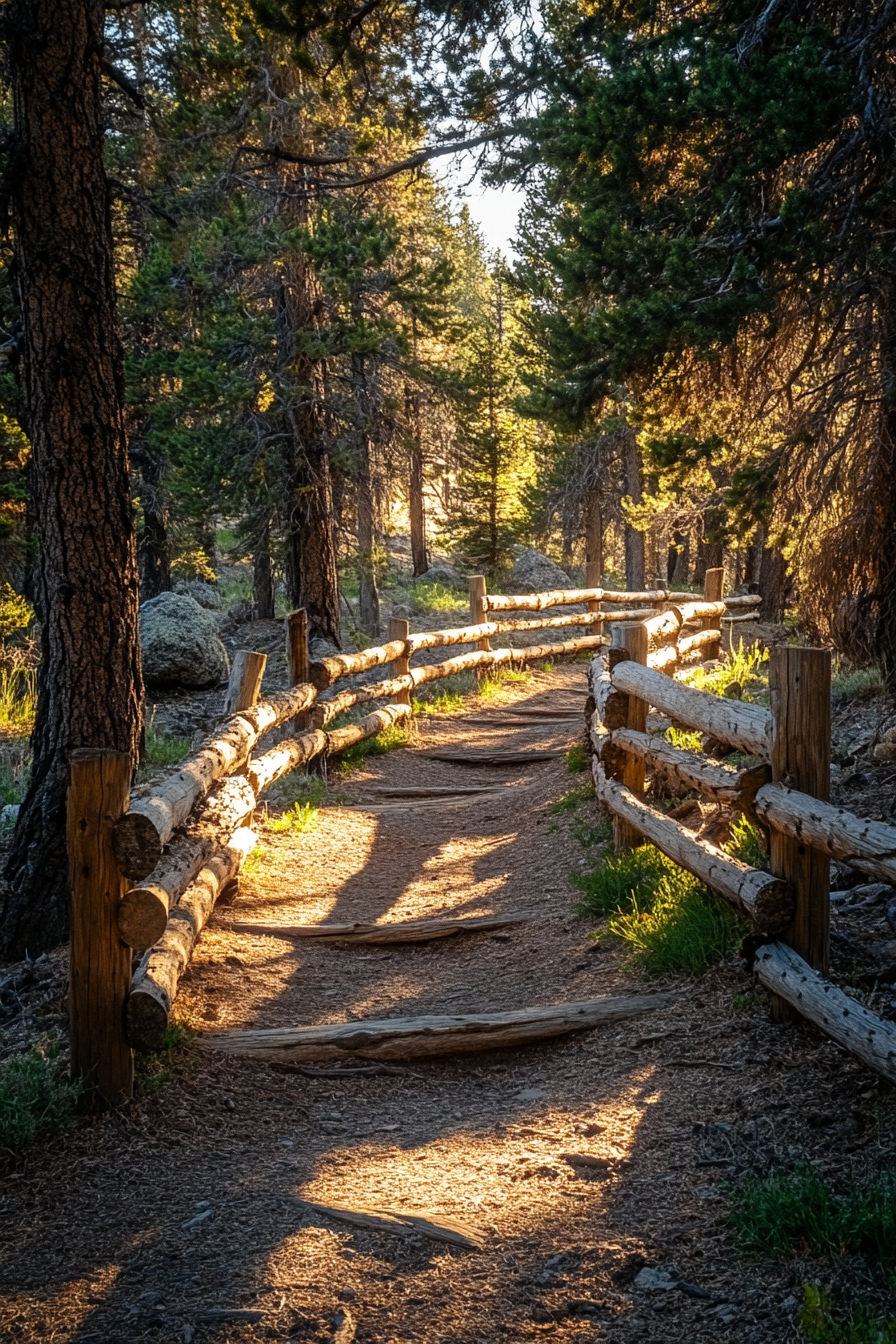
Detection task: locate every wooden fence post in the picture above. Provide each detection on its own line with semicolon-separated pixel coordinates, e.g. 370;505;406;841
769;646;831;983
389;616;411;706
609;622;649;850
469;575;490;652
223;649;267;715
287;609;310;731
585;558;602;638
68;749;133;1109
702;566;724;660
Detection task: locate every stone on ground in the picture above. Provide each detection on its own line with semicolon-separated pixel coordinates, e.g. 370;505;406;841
140;591;230;687
173;578;221;609
508;547;572;594
419;561;462;586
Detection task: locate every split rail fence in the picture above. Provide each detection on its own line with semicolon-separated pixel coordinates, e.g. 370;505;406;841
73;566;896;1109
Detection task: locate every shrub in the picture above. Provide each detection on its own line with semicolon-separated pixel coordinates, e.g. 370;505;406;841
665;725;702;751
680;639;769;703
0;1045;81;1153
801;1283;896;1344
832;663;885;706
0;666;37;733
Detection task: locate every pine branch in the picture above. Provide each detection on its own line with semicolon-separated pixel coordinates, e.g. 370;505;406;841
237;129;513;188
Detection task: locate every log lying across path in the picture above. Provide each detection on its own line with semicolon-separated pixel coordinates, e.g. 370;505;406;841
424;749;565;766
754;782;896;886
198;993;677;1062
300;1202;486;1251
603;728;771;808
113;683;317;879
754;941;896;1086
127;826;257;1051
610;660;773;757
228;911;532;944
593;763;793;933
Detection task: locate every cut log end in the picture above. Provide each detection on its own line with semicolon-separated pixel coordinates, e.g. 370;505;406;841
112;810;163;881
750;878;797;936
126;983;170;1054
118;883;170;952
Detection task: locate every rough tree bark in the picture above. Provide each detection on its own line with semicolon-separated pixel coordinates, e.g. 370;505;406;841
252;517;275;620
584;485;603;581
758;536;788;622
2;0;143;957
621;430;646;590
132;444;170;600
406;389;428;576
351;347;380;637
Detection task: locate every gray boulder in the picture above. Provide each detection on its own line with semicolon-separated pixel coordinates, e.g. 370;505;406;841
173;578;221;610
508;547;572;595
419;561;462;587
140;592;230;688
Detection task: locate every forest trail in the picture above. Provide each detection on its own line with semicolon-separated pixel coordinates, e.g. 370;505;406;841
0;663;886;1344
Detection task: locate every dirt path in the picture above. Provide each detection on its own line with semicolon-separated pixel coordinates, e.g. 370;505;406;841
1;662;893;1344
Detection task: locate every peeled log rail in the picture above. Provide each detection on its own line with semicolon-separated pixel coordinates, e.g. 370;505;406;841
247;730;329;793
127;826;257;1051
118;835;214;951
723;595;761;608
485;588;671;613
611;660;773;757
510;634;606;663
113;682;317;879
671;600;727;624
677;629;722;659
643;609;683;644
606;728;771;806
326;702;412;757
755;782;896;886
310;639;408;691
196;993;677;1062
754;941;896;1085
228;911;532;944
188;774;256;838
593;763;793;932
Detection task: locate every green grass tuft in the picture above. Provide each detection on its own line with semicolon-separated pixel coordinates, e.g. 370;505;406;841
145;721;192;767
607;866;742;976
565;743;589;773
665;725;702;752
572;844;672;918
728;814;768;868
832;663;885;705
269;801;318;835
571;815;613;848
478;666;531;700
800;1283;896;1344
680;639;769;703
337;722;412;773
0;666;37;733
407;580;468;613
270;770;327;809
550;783;596;815
0;1044;81;1153
732;1165;896;1265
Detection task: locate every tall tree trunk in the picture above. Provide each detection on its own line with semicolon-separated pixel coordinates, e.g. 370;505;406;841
758;533;788;622
406;390;428;576
351;350;380;637
622;431;645;589
584;486;603;581
668;529;689;585
876;341;896;686
253;520;275;620
133;446;170;600
2;0;143;957
277;262;340;647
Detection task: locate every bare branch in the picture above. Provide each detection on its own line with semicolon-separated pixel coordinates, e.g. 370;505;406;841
101;57;145;107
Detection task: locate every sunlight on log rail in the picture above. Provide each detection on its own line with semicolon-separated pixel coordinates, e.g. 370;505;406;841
196;994;678;1062
592;762;794;932
113;681;317;879
755;783;896;887
610;660;773;756
601;727;771;808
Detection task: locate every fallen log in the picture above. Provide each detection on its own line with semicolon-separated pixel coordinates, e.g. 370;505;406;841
247;730;329;793
118;835;214;951
423;749;564;765
310;639;408;691
611;660;772;757
228;911;532;943
592;762;793;932
606;728;771;807
326;702;412;757
113;682;316;879
300;1201;486;1251
197;993;677;1062
753;941;896;1085
126;826;257;1051
754;782;896;886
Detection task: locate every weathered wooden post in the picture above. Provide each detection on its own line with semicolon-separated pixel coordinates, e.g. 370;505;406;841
68;748;133;1108
469;575;490;652
223;650;267;715
585;558;602;639
769;646;831;985
702;566;724;661
286;609;310;731
608;622;649;850
389;616;411;707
